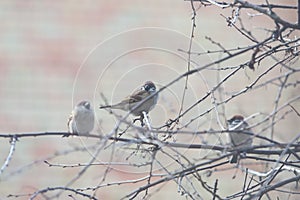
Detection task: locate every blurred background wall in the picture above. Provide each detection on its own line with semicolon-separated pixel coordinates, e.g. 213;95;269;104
0;0;298;199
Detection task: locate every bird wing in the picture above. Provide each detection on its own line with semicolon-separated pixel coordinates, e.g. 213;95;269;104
128;89;148;103
112;89;149;109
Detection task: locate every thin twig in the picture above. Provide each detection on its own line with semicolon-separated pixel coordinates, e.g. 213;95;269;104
0;136;17;176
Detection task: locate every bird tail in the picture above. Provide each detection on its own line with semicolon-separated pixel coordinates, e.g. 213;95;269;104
230;153;239;163
99;103;127;111
99;105;112;109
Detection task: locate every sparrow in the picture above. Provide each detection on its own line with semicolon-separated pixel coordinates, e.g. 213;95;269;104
67;100;95;135
227;115;253;163
99;81;158;117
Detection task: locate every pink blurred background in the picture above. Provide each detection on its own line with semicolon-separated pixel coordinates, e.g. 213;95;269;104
0;0;299;199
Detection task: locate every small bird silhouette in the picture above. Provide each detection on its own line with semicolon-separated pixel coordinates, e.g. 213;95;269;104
67;100;95;135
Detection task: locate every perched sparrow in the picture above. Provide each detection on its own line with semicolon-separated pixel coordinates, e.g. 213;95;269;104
67;101;95;135
99;81;158;117
227;115;253;163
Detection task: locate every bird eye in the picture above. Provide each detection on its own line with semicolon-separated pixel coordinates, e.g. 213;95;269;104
84;102;90;108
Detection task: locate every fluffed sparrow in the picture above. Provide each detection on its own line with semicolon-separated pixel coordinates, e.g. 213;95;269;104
67;100;95;135
227;115;253;163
